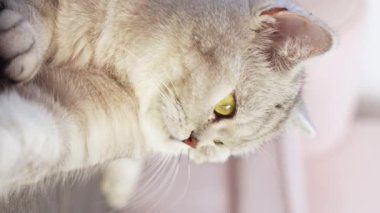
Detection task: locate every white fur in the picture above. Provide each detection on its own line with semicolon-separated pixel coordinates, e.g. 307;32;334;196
100;159;143;209
0;90;62;192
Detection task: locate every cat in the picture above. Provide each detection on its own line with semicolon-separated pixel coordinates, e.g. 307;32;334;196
0;0;333;209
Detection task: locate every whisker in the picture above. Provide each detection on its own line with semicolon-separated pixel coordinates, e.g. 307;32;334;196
169;150;192;209
127;155;171;208
161;70;180;99
139;155;166;179
146;153;182;212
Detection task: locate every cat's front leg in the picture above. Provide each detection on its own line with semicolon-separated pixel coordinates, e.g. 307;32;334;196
101;158;143;209
0;89;63;192
0;1;53;83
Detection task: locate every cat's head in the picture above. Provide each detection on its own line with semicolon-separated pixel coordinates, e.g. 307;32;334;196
139;4;333;163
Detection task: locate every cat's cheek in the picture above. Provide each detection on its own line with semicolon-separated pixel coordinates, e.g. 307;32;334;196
189;146;230;163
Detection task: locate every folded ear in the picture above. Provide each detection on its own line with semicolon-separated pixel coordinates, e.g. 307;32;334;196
259;8;333;70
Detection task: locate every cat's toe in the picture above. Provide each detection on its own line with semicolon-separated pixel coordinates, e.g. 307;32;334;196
0;9;42;83
100;175;135;209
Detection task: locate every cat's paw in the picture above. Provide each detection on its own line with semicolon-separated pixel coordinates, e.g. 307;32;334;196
101;178;134;210
0;6;43;83
100;159;142;209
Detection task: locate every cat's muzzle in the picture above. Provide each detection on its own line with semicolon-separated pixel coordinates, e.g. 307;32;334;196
182;131;198;149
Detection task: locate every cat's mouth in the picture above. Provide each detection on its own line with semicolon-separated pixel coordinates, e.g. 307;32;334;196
181;136;198;149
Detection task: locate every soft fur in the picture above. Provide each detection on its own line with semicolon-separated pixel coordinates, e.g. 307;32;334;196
0;0;333;208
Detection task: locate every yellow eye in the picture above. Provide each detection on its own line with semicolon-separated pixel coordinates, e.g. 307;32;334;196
214;93;236;117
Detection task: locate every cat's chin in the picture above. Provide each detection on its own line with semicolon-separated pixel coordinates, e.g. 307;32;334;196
189;146;230;164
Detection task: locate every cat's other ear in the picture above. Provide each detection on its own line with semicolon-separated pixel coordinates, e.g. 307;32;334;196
258;7;334;70
291;101;317;137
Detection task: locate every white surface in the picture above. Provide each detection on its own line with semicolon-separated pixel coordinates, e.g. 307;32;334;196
360;0;380;100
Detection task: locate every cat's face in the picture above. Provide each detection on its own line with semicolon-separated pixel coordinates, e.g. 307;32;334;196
140;6;332;163
158;56;303;163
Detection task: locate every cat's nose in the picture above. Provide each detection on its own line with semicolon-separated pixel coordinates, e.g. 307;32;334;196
182;131;198;149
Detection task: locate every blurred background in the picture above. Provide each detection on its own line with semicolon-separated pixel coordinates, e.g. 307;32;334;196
2;0;379;212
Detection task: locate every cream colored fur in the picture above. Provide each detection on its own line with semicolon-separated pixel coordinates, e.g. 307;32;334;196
0;0;333;209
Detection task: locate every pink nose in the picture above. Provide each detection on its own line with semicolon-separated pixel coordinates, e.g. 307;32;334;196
182;135;198;149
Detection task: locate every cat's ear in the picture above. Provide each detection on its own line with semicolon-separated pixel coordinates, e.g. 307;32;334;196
258;8;333;70
292;101;317;137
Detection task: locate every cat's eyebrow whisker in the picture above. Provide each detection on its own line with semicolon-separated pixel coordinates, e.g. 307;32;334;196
158;80;187;122
158;89;171;105
157;80;171;99
160;77;188;120
158;80;177;105
158;87;178;118
161;70;180;99
158;77;175;97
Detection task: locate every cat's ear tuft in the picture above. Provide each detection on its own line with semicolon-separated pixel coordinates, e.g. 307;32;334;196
259;8;333;69
292;101;317;137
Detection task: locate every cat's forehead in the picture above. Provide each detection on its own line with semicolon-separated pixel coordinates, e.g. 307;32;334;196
184;59;238;105
235;70;303;112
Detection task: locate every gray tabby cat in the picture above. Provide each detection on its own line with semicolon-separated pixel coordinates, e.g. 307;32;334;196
0;0;333;209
